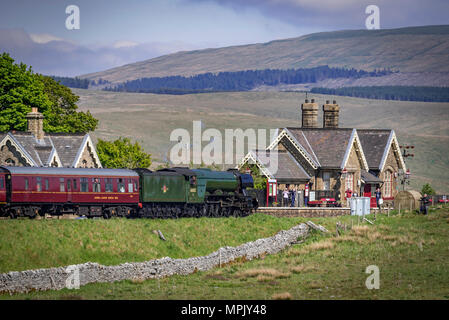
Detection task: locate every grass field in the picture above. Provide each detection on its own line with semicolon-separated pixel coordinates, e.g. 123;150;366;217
74;89;449;193
1;206;448;300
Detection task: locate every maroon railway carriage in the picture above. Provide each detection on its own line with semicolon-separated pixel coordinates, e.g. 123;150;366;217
0;166;139;219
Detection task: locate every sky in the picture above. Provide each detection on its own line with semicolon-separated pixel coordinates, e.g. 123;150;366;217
0;0;448;76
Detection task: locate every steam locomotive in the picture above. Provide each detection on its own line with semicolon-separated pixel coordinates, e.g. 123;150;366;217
0;166;258;219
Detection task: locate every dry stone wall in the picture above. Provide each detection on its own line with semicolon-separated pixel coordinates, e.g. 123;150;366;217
0;223;308;293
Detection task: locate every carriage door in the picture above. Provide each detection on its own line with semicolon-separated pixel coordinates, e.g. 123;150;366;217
67;178;72;202
0;175;6;203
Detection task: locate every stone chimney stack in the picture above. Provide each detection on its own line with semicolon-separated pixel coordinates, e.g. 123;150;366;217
301;98;318;128
26;107;45;140
322;100;340;128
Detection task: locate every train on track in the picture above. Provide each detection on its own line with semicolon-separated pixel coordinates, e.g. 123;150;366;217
0;166;258;219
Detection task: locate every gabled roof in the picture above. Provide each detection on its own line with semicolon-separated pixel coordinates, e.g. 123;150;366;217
357;129;406;171
46;133;86;167
239;150;311;183
357;129;392;170
283;127;368;169
0;131;100;168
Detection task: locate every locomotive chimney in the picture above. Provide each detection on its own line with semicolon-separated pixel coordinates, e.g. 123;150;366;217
26;107;45;140
301;98;318;128
322;100;340;129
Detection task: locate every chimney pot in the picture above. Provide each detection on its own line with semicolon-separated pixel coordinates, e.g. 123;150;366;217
322;102;340;129
26;108;45;140
301;99;318;128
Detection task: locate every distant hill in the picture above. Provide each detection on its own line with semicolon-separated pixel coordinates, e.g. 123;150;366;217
81;25;449;84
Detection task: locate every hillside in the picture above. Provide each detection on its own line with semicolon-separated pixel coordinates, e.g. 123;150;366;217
81;25;449;84
73;89;449;193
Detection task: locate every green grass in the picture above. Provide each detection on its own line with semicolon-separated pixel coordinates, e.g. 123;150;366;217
0;213;305;273
2;206;449;300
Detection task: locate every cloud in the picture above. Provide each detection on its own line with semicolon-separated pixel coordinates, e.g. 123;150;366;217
187;0;449;29
0;29;205;77
29;33;65;44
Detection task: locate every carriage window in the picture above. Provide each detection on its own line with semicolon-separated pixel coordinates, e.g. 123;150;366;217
80;178;88;192
59;178;64;192
105;178;113;192
190;176;197;186
36;177;42;192
45;178;49;191
93;178;101;192
73;179;77;190
67;179;72;191
0;177;4;189
134;180;138;192
128;179;134;192
25;178;29;190
118;178;125;192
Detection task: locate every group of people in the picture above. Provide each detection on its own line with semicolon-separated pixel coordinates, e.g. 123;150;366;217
282;187;297;207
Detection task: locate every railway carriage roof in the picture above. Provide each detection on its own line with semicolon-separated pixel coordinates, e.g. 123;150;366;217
0;166;138;177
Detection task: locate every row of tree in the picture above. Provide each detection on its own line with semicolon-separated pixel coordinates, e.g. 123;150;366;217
50;76;90;89
105;66;392;94
310;86;449;102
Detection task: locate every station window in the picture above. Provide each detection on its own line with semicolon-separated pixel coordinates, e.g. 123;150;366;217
117;178;125;192
59;178;65;192
36;177;42;192
25;178;29;190
45;178;49;191
105;178;113;192
93;178;101;192
80;178;88;192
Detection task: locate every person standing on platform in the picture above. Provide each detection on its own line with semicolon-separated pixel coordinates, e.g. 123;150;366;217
282;188;289;207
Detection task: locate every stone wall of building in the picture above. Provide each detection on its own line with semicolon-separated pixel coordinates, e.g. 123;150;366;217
341;143;363;196
77;141;100;168
0;223;308;293
0;141;29;166
380;145;400;198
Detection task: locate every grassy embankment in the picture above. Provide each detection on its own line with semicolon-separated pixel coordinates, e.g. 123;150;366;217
1;205;448;300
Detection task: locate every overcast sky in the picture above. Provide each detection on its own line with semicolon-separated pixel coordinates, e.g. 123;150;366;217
1;0;448;76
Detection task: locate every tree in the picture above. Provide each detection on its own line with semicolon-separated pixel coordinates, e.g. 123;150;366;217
421;183;435;195
240;163;267;190
38;75;98;133
96;137;152;169
0;53;51;131
0;52;98;133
